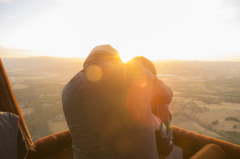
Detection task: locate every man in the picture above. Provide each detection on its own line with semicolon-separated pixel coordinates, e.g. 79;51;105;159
62;45;173;159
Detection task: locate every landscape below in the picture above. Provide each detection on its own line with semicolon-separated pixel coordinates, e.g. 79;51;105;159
2;57;240;145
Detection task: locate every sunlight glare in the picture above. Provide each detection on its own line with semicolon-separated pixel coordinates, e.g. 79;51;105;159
119;54;133;63
2;0;240;61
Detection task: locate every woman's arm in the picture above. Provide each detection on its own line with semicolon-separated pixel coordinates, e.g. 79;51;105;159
151;77;174;156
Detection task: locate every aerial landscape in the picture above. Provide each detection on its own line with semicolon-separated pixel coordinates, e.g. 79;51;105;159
2;56;240;145
1;0;240;158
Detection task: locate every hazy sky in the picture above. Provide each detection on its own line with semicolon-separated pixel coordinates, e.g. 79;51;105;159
0;0;240;61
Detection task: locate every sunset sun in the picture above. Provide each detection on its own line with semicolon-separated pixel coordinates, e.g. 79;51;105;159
120;54;134;63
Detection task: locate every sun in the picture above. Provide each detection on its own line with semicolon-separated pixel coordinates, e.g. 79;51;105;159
120;56;131;63
119;53;136;63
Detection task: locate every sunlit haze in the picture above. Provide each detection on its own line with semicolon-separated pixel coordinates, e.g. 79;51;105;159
0;0;240;61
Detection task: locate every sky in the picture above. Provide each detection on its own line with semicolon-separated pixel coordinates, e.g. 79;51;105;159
0;0;240;62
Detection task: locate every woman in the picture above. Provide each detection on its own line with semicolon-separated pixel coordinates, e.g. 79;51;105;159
130;56;173;157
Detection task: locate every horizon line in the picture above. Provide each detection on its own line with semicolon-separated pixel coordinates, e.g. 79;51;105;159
1;56;240;63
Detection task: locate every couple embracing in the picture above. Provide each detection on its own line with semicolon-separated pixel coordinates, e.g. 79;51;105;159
62;45;173;159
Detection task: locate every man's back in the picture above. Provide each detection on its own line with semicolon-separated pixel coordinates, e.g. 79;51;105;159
62;58;159;159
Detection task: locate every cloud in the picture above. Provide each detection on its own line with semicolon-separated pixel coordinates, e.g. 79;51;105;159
222;0;240;19
5;15;17;19
0;0;10;2
223;0;240;7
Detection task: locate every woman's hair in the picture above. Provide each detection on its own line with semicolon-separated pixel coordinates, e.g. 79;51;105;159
131;56;157;75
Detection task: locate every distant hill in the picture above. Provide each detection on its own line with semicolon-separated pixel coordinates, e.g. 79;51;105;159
2;56;240;77
153;60;240;76
1;56;85;70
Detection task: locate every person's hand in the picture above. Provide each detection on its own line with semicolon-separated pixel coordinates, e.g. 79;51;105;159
152;114;161;131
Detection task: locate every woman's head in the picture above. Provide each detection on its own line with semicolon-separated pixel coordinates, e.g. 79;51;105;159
131;56;157;75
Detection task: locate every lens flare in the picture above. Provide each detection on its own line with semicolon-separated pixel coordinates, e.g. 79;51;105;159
85;65;103;82
140;82;146;87
125;77;153;127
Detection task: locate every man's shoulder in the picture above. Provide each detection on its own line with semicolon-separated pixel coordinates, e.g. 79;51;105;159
63;71;83;92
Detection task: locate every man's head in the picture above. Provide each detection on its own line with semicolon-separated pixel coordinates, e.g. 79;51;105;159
88;44;119;57
131;56;157;75
83;44;121;67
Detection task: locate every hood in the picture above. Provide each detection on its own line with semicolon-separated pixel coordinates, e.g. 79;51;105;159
83;44;121;67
